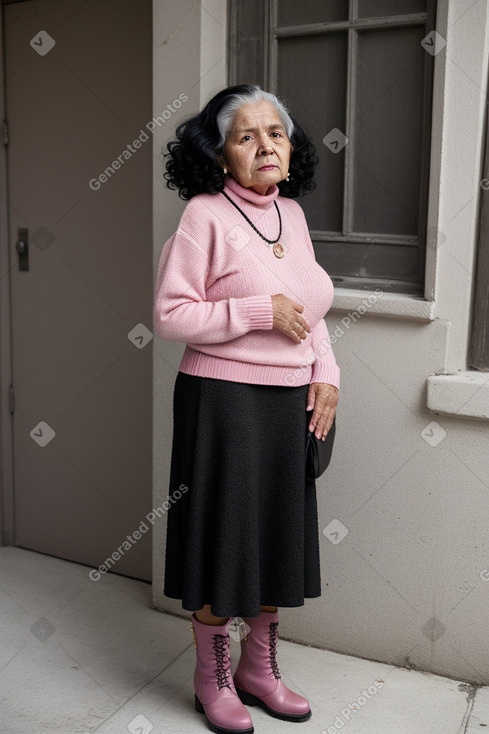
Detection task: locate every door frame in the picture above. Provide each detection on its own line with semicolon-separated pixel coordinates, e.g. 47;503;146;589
0;1;15;547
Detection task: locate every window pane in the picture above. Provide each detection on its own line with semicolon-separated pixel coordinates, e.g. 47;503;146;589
352;26;426;236
315;241;421;288
470;113;489;370
277;0;348;27
229;0;268;87
277;33;348;232
357;0;426;18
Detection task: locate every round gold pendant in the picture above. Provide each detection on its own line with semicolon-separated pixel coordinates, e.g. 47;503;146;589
273;242;285;258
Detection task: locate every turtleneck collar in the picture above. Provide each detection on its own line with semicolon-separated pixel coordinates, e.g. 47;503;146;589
223;174;280;206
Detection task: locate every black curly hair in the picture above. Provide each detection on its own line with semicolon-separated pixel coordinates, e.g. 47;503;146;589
163;84;318;200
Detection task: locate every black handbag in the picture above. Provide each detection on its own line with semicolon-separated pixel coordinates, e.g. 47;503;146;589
305;411;336;481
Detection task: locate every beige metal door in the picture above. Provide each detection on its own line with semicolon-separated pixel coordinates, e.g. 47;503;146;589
3;0;153;581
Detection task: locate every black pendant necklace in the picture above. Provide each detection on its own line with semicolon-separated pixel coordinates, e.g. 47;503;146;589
221;190;287;258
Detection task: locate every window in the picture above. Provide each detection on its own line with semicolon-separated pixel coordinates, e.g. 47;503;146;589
228;0;437;294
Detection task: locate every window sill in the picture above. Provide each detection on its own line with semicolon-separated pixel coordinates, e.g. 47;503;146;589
331;288;435;322
427;372;489;420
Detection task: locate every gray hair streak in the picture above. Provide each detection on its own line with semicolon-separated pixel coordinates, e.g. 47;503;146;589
215;85;294;153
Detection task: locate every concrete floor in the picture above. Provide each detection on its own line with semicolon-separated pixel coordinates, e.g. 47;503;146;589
0;546;488;734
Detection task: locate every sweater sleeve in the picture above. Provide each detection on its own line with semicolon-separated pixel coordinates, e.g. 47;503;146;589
294;202;340;390
153;205;274;344
310;317;340;389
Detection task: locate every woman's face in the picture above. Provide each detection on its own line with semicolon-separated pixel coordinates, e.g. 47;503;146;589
222;100;293;195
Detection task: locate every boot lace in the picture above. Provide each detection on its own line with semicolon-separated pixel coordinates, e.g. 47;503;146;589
268;622;281;679
213;634;233;690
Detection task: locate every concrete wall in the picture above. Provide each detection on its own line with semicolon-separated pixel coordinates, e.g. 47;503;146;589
151;0;228;618
152;0;489;685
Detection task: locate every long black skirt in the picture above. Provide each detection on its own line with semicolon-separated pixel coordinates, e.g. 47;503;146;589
163;371;321;618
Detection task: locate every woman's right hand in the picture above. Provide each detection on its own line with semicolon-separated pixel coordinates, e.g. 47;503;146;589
271;294;311;343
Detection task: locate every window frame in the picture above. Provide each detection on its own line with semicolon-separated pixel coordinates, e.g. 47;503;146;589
470;98;489;372
228;0;437;295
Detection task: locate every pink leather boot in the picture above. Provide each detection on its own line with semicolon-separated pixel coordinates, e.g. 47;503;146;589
191;613;254;734
233;610;312;722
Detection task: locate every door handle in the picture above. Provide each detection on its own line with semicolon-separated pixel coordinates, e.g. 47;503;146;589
16;228;29;271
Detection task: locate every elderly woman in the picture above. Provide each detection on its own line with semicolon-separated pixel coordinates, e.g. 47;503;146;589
153;84;339;734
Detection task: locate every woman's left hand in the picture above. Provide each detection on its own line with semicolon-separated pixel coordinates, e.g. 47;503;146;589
306;382;338;440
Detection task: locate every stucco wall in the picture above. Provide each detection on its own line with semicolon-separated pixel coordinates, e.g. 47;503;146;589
152;0;489;684
151;0;229;619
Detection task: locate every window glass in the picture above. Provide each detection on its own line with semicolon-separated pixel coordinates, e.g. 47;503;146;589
277;33;348;232
357;0;426;18
277;0;348;27
352;26;425;236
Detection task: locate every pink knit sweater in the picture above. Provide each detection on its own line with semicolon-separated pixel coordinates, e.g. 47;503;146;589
153;175;340;389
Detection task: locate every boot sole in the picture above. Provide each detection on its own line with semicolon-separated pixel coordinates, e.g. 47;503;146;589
236;688;312;723
195;694;254;734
